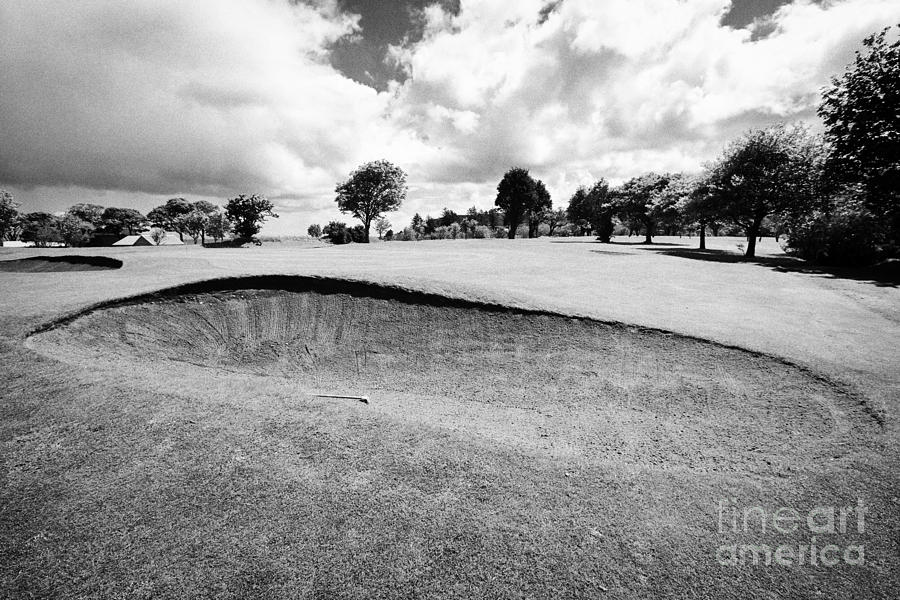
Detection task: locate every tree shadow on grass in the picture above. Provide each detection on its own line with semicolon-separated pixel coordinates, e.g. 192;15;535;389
607;240;683;246
548;238;684;246
644;247;900;287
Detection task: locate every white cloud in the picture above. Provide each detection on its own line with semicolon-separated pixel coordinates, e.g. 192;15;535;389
384;0;897;220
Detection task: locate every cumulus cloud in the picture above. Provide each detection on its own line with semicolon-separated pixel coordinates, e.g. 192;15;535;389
1;0;896;233
389;0;897;207
0;1;425;204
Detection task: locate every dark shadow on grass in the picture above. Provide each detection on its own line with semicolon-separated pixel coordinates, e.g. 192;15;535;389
645;247;900;287
590;249;635;256
0;255;123;272
607;240;683;246
549;239;683;246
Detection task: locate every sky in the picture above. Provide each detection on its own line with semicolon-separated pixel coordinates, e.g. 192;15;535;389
0;0;896;235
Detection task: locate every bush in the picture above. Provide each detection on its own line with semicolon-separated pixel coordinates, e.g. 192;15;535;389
783;204;887;266
392;227;417;241
323;221;351;245
473;225;491;239
349;225;367;243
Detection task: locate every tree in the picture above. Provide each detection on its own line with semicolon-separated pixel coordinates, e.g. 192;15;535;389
206;212;232;243
439;208;459;227
567;187;594;236
585;180;615;243
21;212;61;246
819;26;900;249
461;218;479;238
323;221;351;244
225;194;278;241
190;200;220;245
149;228;167;245
612;173;673;244
58;214;94;247
547;208;568;236
528;180;552;238
375;217;392;239
677;176;719;250
100;207;147;236
335;159;407;242
495;167;537;239
307;224;322;238
177;208;209;244
706;124;822;258
66;203;105;228
349;225;367;243
411;213;424;239
147;198;192;241
0;190;21;241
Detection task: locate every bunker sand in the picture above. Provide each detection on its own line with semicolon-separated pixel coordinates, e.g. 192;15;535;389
28;277;880;473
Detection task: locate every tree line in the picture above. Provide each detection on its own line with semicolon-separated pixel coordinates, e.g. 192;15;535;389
0;193;277;247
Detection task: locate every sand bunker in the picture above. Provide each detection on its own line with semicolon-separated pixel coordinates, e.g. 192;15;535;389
0;255;122;272
28;276;878;471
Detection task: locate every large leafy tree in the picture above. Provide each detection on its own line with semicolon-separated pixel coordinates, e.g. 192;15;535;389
66;203;105;228
147;198;192;241
178;200;221;244
527;180;552;238
568;179;615;242
206;212;232;243
101;207;147;236
335;160;407;243
819;26;900;246
225;194;277;240
612;173;675;244
495;167;537;239
706;124;822;258
677;176;719;250
177;208;210;244
58;214;94;247
567;187;593;236
21;212;62;246
0;190;21;241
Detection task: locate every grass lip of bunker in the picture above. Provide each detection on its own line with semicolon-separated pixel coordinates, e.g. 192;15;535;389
0;255;123;272
26;275;883;472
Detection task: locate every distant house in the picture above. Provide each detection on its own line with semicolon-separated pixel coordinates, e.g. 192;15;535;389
112;232;184;246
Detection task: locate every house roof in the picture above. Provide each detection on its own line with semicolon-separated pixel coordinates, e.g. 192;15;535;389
112;235;154;246
112;232;184;246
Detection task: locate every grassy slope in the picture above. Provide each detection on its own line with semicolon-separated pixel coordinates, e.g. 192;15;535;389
1;237;899;599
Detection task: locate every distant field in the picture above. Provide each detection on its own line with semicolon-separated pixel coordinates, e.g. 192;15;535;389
1;236;898;598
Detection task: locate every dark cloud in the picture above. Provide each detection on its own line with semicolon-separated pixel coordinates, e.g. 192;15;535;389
538;1;564;25
721;0;831;39
721;0;791;28
327;0;461;90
